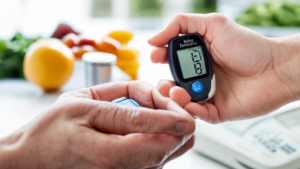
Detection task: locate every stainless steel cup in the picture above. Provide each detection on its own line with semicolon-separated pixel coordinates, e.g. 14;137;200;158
83;52;116;87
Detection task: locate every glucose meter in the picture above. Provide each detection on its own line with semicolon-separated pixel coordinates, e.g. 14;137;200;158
168;33;215;102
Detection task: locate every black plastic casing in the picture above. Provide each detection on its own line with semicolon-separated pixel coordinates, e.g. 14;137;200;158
168;33;214;102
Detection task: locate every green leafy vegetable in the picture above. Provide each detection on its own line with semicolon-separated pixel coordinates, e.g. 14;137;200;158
192;0;217;14
236;0;300;27
0;33;40;78
130;0;163;17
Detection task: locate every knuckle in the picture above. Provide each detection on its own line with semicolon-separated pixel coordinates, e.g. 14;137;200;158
93;102;116;129
57;88;92;101
209;116;221;124
129;81;155;108
131;80;154;91
113;106;129;133
128;109;151;133
57;91;73;101
64;100;89;118
174;13;188;22
209;13;227;23
76;88;93;99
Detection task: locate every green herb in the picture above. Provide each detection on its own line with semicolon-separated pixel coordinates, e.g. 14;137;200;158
130;0;163;17
236;0;300;27
192;0;217;14
0;33;40;78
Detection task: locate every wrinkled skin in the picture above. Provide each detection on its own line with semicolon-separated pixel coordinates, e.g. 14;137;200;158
0;81;195;169
149;13;300;123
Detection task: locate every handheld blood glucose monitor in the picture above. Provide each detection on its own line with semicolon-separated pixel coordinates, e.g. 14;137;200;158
168;33;215;102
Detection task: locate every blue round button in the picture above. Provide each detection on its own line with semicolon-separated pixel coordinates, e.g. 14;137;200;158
191;81;204;94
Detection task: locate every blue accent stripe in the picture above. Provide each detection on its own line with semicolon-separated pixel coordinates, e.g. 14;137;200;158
128;99;141;107
116;98;140;107
116;98;129;104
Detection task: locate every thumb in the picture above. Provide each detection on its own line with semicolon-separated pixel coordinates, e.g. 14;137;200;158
82;99;195;135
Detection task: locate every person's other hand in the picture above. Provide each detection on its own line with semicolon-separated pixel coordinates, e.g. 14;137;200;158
0;81;195;169
149;13;300;123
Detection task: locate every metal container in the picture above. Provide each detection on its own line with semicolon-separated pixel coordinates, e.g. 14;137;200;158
83;52;117;87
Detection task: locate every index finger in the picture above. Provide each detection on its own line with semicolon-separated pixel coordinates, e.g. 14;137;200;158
148;13;229;48
90;81;161;108
92;81;194;119
96;81;196;130
58;81;192;117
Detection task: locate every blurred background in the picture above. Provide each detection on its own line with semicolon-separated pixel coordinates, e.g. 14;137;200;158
0;0;217;38
1;0;300;169
1;0;300;39
2;0;300;79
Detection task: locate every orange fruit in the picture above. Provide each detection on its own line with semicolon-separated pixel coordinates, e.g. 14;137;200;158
72;45;95;61
96;37;122;55
116;60;140;80
24;39;74;91
62;33;79;48
116;46;139;61
107;30;133;45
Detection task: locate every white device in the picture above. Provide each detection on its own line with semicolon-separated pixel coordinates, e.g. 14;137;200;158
194;101;300;169
112;98;140;108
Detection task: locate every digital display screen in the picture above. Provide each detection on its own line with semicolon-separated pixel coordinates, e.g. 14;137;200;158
176;46;206;79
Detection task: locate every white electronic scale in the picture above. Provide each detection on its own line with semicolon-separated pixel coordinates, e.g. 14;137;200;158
194;101;300;169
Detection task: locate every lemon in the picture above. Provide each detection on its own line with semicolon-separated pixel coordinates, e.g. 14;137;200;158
24;39;74;91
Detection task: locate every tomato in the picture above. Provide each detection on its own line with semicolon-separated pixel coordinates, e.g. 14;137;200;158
52;24;79;39
78;38;97;47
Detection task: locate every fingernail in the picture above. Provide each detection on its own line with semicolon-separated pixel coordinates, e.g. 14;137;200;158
169;89;174;100
175;121;189;134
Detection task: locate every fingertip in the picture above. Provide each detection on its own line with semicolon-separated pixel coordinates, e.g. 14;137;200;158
158;84;170;97
157;80;176;97
150;47;167;64
188;118;196;134
184;102;209;121
148;33;166;47
184;102;221;124
170;86;191;108
175;118;196;135
148;37;156;46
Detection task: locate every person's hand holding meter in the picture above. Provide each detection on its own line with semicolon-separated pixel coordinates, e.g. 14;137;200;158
0;81;195;169
149;13;300;123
